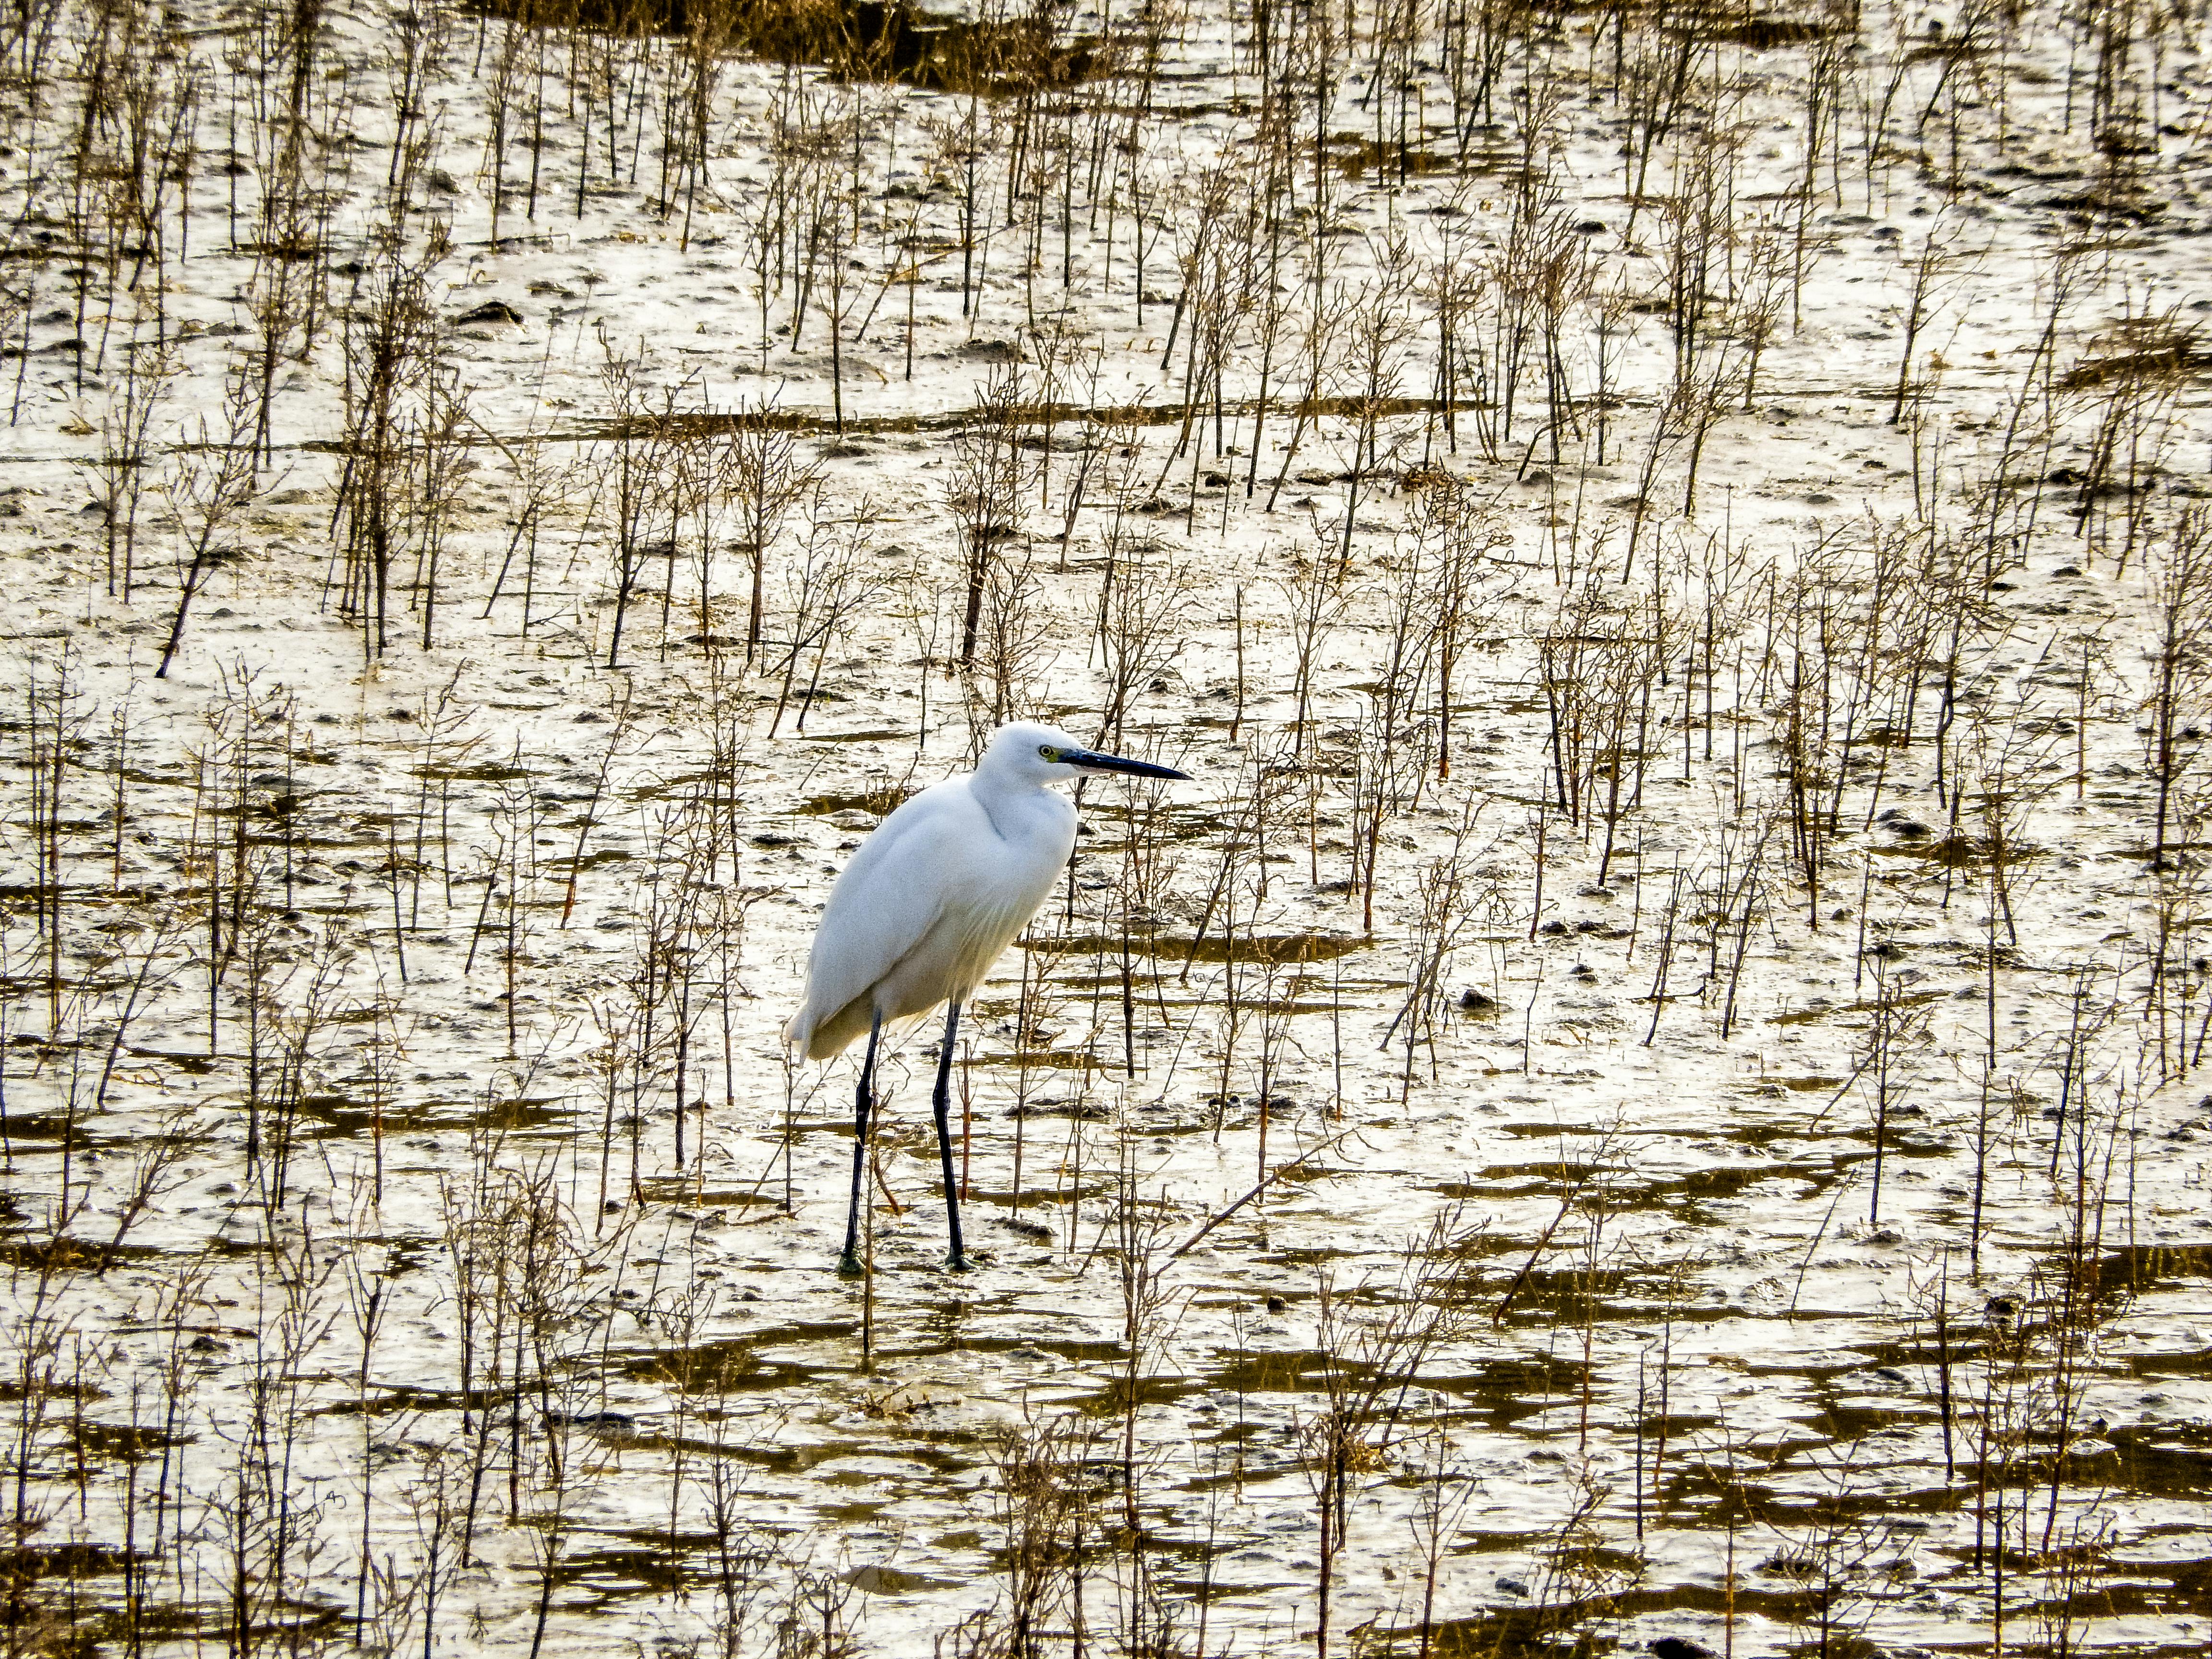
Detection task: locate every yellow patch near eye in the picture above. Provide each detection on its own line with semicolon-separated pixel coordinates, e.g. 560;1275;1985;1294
1037;745;1059;761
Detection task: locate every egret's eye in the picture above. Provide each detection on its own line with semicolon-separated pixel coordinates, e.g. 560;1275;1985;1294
1037;745;1059;761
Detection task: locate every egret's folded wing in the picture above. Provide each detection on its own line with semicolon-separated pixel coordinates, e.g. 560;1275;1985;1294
784;785;970;1058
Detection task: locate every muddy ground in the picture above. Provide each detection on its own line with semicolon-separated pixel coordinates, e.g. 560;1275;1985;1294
6;0;2212;1654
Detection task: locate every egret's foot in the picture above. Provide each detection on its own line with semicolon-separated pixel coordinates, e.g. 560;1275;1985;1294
836;1250;866;1279
943;1250;974;1273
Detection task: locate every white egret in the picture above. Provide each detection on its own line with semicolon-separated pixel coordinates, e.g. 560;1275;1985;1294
784;721;1192;1271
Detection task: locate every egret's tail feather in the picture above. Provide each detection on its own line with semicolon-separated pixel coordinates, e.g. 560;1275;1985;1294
788;991;878;1062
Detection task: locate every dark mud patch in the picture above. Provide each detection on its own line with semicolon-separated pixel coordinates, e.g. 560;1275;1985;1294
1328;132;1464;180
2089;1242;2212;1299
799;726;911;744
796;784;911;818
622;1324;858;1394
1689;8;1852;49
2061;340;2212;390
1772;987;1944;1027
0;1235;163;1273
289;1091;575;1140
1027;931;1371;966
541;1535;694;1607
630;1177;785;1209
964;1046;1111;1071
555;392;1492;446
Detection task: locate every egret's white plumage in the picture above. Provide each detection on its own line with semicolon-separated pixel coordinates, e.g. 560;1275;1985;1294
786;722;1091;1058
784;720;1191;1272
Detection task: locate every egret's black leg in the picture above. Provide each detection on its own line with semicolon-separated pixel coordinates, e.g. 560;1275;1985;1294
837;1009;883;1277
932;1000;970;1271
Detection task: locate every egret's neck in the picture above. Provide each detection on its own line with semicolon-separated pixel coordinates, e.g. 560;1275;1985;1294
968;765;1063;838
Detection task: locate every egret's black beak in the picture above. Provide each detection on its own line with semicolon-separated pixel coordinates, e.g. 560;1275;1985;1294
1066;749;1192;781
